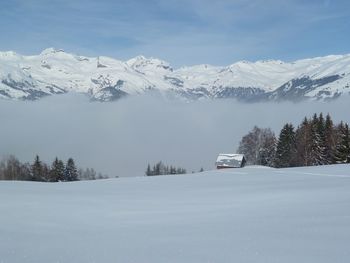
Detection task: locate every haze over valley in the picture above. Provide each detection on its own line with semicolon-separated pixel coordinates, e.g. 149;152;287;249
1;94;349;177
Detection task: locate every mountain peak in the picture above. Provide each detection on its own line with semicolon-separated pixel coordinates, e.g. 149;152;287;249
40;48;65;56
127;55;168;65
127;55;173;73
256;59;284;65
0;51;19;58
0;49;349;102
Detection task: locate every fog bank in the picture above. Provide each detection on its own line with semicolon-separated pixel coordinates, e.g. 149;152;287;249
0;94;349;177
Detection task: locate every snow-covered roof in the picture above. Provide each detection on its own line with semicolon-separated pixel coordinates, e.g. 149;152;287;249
216;153;245;168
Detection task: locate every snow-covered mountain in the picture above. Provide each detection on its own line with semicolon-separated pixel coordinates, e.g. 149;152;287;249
1;48;350;102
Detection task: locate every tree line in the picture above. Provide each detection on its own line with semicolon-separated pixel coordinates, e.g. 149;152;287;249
146;161;187;176
238;113;350;168
0;155;108;181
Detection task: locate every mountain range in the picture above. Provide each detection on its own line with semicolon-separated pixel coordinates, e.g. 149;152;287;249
0;48;349;102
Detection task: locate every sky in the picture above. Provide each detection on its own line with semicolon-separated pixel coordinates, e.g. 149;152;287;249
0;0;350;67
0;94;349;177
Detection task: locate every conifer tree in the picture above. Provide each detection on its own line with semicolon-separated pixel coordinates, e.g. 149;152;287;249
317;113;327;164
65;158;78;181
316;113;325;140
324;113;336;164
309;114;326;165
274;123;296;168
50;157;65;182
146;164;153;176
31;155;43;181
335;122;350;163
145;162;187;176
155;161;161;175
295;117;312;166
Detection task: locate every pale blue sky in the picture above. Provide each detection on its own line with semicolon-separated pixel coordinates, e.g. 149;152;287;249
0;0;349;67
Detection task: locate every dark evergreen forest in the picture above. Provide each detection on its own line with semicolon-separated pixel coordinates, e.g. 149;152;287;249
238;113;350;167
0;155;108;182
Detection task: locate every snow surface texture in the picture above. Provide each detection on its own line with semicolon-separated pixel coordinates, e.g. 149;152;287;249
0;48;350;101
1;164;350;263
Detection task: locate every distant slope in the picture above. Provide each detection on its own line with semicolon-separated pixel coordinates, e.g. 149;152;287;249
1;48;350;101
0;164;350;263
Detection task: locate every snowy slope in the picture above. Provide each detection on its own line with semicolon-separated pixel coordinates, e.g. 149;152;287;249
1;48;350;101
1;164;350;263
0;48;163;101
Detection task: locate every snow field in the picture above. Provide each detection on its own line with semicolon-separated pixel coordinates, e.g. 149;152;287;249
0;164;350;263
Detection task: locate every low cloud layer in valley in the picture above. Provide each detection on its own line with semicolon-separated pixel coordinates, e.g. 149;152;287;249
0;94;349;177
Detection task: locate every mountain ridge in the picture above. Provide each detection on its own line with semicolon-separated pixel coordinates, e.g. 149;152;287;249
0;48;349;102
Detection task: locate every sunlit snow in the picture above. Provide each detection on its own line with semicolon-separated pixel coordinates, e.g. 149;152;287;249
1;164;349;263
